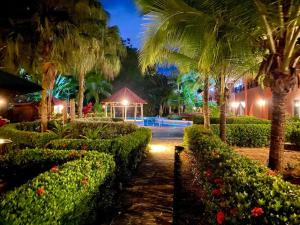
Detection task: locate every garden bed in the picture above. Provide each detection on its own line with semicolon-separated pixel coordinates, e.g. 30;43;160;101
234;147;300;184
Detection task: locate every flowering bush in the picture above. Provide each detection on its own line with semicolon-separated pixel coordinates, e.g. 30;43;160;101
184;125;300;225
83;102;93;116
0;152;115;225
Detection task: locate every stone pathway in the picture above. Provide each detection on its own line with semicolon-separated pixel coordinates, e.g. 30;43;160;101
111;139;182;225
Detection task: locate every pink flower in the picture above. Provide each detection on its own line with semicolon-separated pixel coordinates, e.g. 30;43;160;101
204;169;212;177
214;178;223;185
216;211;225;224
50;166;59;173
36;187;45;196
251;207;264;217
212;189;222;197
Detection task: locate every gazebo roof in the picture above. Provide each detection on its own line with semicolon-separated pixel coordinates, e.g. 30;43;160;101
102;87;147;104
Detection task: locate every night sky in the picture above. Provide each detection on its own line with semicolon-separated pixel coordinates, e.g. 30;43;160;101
101;0;142;49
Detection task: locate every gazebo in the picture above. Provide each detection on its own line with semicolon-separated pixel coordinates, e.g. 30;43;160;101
102;87;147;121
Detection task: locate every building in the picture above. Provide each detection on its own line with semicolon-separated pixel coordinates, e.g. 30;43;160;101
229;80;300;119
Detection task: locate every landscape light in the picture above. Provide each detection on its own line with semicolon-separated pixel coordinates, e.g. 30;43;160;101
149;144;167;153
295;102;300;107
0;98;6;105
241;101;246;108
231;101;239;109
257;99;266;107
121;99;129;106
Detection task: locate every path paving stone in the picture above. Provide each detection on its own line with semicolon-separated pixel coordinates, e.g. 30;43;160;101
111;139;182;225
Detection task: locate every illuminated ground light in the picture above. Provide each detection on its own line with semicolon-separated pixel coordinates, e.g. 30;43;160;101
149;144;168;153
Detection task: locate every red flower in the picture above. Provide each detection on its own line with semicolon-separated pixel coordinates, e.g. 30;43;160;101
36;187;45;196
81;144;88;150
204;169;212;177
81;178;89;186
230;208;239;216
267;170;277;176
212;189;222;197
50;166;59;173
251;207;264;217
216;211;225;224
214;178;223;185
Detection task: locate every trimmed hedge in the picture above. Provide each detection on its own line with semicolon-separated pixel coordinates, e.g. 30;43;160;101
0;152;115;225
184;125;300;225
0;124;58;149
193;116;270;125
47;127;152;179
71;119;137;138
0;149;87;178
211;124;271;147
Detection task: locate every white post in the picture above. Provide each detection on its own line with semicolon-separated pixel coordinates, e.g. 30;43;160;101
113;105;116;118
141;104;144;119
134;104;137;121
110;104;113;118
105;104;108;117
122;106;125;119
125;106;127;121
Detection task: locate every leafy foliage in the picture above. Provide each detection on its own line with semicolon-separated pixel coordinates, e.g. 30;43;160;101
0;152;115;225
184;125;300;225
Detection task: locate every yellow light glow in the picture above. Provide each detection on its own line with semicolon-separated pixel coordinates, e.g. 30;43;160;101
257;99;266;107
0;98;6;105
0;139;6;144
240;101;246;108
54;104;64;114
231;101;239;108
149;144;167;153
122;99;129;106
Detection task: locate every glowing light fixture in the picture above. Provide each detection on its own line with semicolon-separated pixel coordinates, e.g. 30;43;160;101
193;106;197;111
0;139;5;144
149;144;167;153
231;101;239;109
295;102;300;107
121;99;129;106
257;99;266;107
241;101;246;108
0;98;6;105
54;104;64;114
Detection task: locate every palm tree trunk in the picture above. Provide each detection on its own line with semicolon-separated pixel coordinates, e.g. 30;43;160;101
219;71;226;142
169;105;172;114
269;92;287;172
219;100;226;142
40;74;48;132
203;74;210;128
78;72;85;118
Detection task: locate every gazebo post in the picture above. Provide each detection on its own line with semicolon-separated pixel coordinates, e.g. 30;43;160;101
105;104;108;117
134;104;137;121
122;106;125;119
125;105;127;121
141;104;144;120
113;104;116;118
110;104;113;118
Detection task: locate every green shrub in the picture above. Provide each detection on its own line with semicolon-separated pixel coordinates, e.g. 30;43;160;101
211;124;271;147
289;128;300;147
167;114;183;120
0;152;115;225
0;149;87;178
192;116;270;125
0;124;58;149
71;120;137;138
184;125;300;225
47;127;152;179
47;138;113;153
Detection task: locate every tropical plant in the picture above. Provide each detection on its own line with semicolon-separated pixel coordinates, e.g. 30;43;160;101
80;127;104;140
49;121;72;139
85;71;112;104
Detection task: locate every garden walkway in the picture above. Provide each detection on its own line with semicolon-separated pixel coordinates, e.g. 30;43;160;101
111;139;181;225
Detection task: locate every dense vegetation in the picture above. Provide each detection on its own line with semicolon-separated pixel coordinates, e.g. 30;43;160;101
184;125;300;225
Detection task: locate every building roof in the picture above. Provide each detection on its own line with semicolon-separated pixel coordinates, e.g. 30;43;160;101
102;87;147;104
0;70;42;94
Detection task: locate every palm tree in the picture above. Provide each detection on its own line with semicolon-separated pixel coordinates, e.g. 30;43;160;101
85;71;112;104
0;0;89;131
